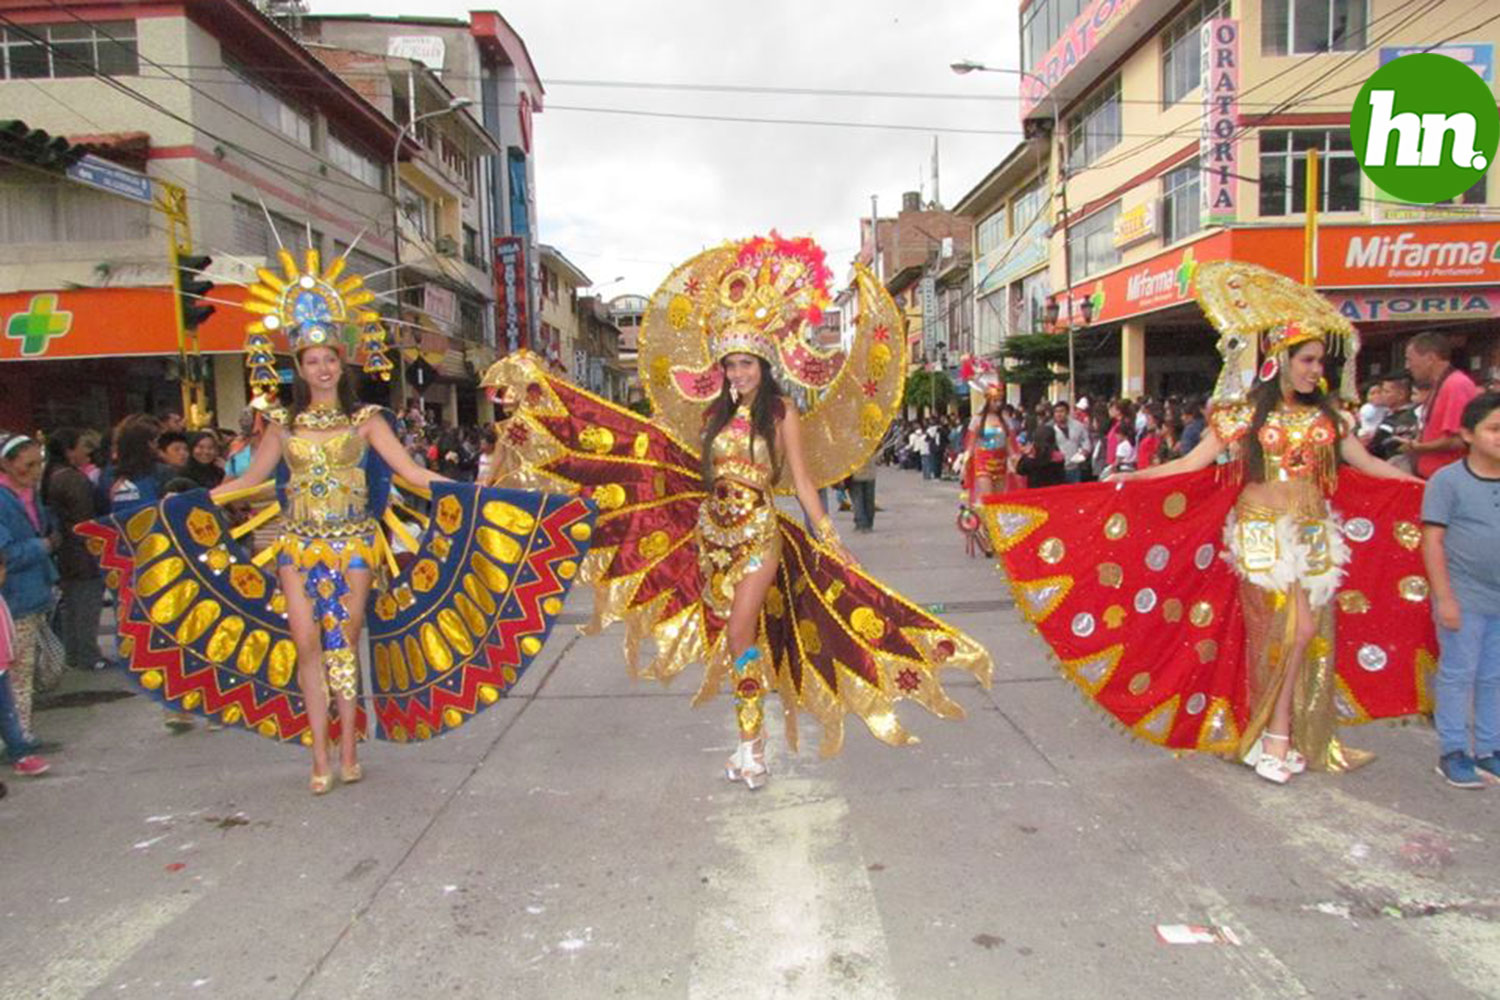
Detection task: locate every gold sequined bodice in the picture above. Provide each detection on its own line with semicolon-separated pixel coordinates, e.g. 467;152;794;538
283;429;372;533
709;406;775;490
1256;405;1339;484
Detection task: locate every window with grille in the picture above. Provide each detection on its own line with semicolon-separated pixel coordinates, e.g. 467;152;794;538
327;133;382;189
0;20;137;79
1067;203;1122;279
1162;159;1202;243
976;209;1006;257
1262;0;1367;55
1258;130;1360;216
1011;174;1047;232
1067;77;1122;170
226;61;312;148
1161;0;1230;107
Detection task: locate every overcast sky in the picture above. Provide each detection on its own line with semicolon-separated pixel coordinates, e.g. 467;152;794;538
305;1;1024;297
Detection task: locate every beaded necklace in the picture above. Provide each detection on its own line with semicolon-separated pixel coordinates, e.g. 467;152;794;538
293;404;353;431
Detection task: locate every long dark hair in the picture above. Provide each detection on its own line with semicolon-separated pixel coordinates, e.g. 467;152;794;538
43;426;83;495
700;356;785;486
1243;340;1346;483
114;415;163;480
288;347;359;423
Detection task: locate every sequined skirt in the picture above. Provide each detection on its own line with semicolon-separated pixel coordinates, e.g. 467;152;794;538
696;478;780;617
1223;499;1350;609
277;517;381;574
972;446;1008;482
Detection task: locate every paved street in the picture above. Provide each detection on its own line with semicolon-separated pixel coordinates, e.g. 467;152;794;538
2;469;1497;1000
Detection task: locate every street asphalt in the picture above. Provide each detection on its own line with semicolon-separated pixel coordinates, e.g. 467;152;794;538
2;468;1497;1000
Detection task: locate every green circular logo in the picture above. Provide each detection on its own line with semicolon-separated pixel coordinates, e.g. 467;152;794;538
1351;53;1498;204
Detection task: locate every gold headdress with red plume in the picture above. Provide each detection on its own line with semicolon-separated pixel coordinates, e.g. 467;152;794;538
640;233;908;490
241;246;394;399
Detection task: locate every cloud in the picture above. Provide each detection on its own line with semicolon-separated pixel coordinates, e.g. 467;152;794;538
307;0;1023;295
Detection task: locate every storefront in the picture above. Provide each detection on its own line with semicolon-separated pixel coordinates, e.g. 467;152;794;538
1050;220;1500;400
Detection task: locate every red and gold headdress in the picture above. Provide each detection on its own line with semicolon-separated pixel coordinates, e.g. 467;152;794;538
1194;260;1359;405
639;233;908;490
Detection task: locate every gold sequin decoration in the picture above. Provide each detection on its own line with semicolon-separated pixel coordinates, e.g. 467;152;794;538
125;507;157;543
1104;512;1128;540
765;586;785;618
1162;492;1188;518
455;593;487;638
237;630;270;675
1103;605;1126;629
269;592;287;616
1337;590;1371;614
1189;601;1214;627
410;558;441;593
825;580;845;603
542;596;562;616
436;495;464;534
633;432;651;459
174;600;222;646
850;606;886;642
205;616;245;663
1399;575;1430;602
579;425;615;454
1038;537;1066;564
140;669;163;690
667;293;693;328
570;522;592;542
639;530;671;561
521;636;542;656
428;534;452;560
221;705;242;725
181;690;201;711
268;639;296;688
798;619;823;655
150;579;200;625
229;565;266;600
184;508;222;547
443;708;463;729
1196;639;1220;663
439;608;474;657
404;634;428;684
374;593;399;621
594;483;627;511
1128;671;1151;695
859;402;885;441
1097;562;1124;589
258;719;278;739
469;552;511;593
477;526;523;564
134;533;170;566
421;623;454;673
374;643;392;690
136;556;186;598
1394;521;1420;551
479;684;500;704
1162;598;1184;623
484;501;536;535
388;642;410;689
464;574;497;615
558;560;578;580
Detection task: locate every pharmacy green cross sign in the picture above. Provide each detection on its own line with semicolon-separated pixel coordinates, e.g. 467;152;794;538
5;293;73;356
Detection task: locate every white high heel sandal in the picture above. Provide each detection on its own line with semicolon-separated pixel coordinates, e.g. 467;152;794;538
724;737;769;790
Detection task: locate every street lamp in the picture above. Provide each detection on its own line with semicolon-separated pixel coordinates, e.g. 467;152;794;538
950;59;1080;402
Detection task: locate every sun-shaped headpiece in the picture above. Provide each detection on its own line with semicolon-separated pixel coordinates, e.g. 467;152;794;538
664;233;840;401
241;247;393;398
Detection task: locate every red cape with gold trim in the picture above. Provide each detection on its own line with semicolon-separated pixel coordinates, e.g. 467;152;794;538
984;468;1435;752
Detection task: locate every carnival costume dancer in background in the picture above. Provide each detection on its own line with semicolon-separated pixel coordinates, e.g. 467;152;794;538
79;246;595;794
485;234;991;789
987;262;1433;783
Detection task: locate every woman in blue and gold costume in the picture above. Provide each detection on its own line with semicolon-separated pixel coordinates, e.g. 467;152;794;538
485;234;992;789
79;247;596;794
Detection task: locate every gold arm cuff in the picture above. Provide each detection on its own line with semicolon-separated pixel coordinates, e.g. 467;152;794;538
214;481;277;505
229;500;281;540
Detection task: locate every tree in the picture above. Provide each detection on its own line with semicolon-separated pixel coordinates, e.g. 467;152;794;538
902;369;956;415
999;333;1070;388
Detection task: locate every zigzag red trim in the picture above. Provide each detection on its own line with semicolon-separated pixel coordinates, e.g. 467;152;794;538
371;496;591;738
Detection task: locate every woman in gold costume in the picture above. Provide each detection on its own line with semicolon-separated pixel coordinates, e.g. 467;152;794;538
213;327;447;793
1110;263;1422;782
485;233;992;790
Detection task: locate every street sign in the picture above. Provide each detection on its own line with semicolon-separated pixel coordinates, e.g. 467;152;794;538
65;154;152;204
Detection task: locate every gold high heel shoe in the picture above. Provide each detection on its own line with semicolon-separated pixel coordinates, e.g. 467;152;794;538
340;762;363;785
309;771;334;795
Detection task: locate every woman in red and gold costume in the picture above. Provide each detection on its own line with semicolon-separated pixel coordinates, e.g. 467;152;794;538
987;262;1433;783
485;234;991;788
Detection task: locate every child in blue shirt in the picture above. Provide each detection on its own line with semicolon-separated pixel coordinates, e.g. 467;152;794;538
1422;392;1500;788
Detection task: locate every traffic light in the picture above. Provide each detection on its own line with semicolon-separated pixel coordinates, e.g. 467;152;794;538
175;252;216;331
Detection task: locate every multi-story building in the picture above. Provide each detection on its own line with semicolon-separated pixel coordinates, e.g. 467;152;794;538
575;294;625;402
608;293;647;405
294;12;545;360
306;42;498;426
0;0;406;430
862;191;973;375
536;243;587;377
1007;0;1500;399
